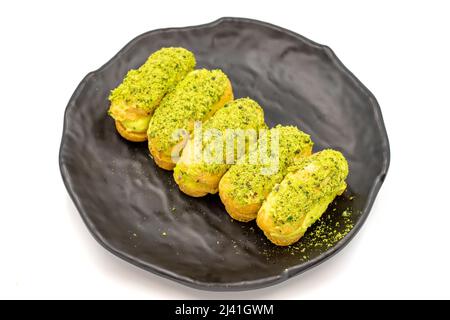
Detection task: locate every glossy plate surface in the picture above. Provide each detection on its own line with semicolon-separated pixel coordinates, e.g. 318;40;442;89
59;17;390;290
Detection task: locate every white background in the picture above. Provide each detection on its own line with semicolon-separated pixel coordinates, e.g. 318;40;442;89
1;0;449;299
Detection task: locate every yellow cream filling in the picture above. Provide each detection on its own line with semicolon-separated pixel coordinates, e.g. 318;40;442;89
121;116;151;133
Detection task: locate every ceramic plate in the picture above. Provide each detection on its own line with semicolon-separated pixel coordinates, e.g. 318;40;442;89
59;17;390;290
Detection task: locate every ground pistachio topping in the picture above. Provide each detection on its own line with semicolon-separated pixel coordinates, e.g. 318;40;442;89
108;47;195;115
147;69;230;153
225;125;313;205
197;97;267;174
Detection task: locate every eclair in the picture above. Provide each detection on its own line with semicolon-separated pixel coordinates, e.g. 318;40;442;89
174;98;267;197
108;47;196;142
257;149;349;246
147;69;233;170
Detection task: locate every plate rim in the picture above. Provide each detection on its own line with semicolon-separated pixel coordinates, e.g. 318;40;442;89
59;16;391;291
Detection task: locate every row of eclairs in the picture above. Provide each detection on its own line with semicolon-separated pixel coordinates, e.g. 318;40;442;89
107;47;349;246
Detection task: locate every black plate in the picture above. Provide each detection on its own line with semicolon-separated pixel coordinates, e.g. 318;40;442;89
59;17;390;291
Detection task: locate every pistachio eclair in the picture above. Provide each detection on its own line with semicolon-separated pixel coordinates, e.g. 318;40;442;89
147;69;233;170
174;98;267;197
257;149;349;246
108;47;196;142
219;125;313;222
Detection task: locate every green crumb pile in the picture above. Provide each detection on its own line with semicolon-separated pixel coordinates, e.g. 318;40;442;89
109;47;195;112
225;124;313;206
287;206;356;260
301;208;354;251
260;206;356;262
148;69;230;153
